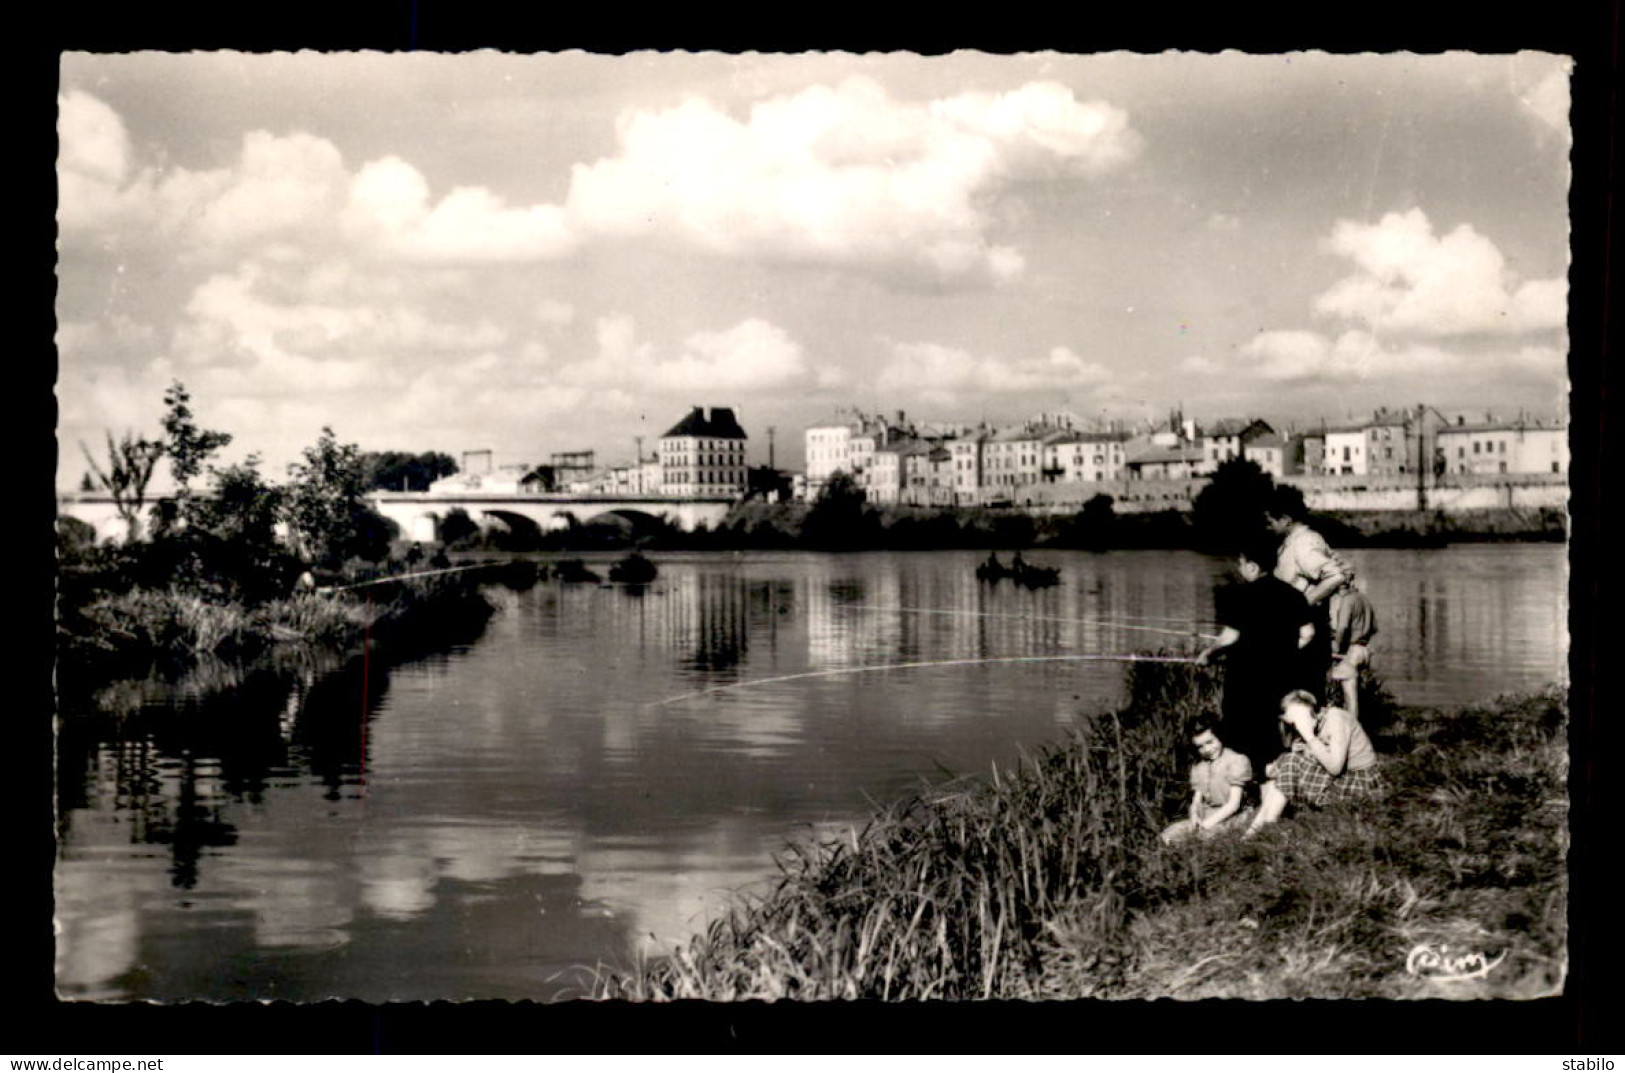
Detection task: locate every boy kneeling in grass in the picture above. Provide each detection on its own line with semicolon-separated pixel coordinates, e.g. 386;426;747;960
1246;688;1383;837
1161;714;1254;844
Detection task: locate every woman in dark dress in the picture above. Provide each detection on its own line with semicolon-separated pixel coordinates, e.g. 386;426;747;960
1197;540;1314;780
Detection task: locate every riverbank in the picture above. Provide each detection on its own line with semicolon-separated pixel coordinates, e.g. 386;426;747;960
479;501;1564;553
595;664;1566;1000
56;557;501;708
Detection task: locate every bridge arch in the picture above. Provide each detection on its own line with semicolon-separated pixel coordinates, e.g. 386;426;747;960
479;509;549;546
583;508;669;538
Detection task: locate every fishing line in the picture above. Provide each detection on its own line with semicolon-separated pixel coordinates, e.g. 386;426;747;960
318;563;492;593
650;653;1202;708
850;604;1221;641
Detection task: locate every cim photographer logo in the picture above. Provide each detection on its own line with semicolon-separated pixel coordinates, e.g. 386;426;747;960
1404;941;1508;981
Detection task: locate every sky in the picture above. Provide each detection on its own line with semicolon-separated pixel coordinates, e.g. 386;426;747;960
56;49;1573;483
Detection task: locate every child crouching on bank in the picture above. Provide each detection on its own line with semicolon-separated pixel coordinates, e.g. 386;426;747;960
1161;714;1255;844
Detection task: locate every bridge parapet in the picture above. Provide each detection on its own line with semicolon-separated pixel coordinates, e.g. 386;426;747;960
367;492;737;538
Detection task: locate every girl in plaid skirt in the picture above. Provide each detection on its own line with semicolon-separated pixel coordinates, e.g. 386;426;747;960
1246;689;1382;836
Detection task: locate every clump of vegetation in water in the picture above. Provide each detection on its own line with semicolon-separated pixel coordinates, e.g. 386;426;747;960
58;382;496;697
593;663;1563;1001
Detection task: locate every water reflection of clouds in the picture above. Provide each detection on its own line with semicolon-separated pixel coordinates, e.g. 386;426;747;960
57;547;1567;1000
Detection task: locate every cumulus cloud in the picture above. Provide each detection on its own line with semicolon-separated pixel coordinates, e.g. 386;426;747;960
1312;209;1566;337
560;315;820;397
643;319;812;392
876;342;1114;407
345;157;577;263
168;263;514;397
62;80;1136;283
59;93;579;266
563;77;1139;282
1234;327;1564;385
58;90;142;232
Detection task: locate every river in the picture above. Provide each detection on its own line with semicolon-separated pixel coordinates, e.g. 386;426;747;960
54;544;1567;1001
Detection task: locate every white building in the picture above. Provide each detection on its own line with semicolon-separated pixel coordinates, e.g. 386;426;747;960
804;420;853;491
1045;431;1131;483
1323;424;1368;475
1435;418;1568;476
659;406;749;497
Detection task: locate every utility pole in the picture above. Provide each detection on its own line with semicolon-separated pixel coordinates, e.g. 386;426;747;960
767;425;776;469
1415;402;1428;513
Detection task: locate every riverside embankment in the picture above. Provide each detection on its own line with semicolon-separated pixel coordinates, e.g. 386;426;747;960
595;664;1567;1001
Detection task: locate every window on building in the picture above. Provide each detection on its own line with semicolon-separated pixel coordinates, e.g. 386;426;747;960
1473;442;1480;454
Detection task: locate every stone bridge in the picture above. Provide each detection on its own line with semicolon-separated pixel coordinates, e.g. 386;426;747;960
367;492;735;542
55;491;736;545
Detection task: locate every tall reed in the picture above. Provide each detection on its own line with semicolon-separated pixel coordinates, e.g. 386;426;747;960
594;665;1566;1001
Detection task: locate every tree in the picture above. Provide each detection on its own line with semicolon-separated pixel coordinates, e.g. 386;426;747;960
282;427;394;567
360;450;460;492
172;456;294;603
160;381;232;495
1078;493;1116;549
80;431;164;543
1192;457;1277;552
802;471;874;549
439;507;480;546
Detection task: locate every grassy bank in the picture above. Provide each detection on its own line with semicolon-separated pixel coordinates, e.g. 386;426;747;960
595;664;1565;1000
56;561;500;702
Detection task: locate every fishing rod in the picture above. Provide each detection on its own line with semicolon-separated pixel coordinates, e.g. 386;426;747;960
317;563;492;594
849;604;1222;642
650;653;1202;708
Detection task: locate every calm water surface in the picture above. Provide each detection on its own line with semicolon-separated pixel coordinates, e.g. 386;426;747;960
55;545;1567;1001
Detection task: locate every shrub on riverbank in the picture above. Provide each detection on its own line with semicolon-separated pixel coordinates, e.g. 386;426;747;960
594;667;1563;1001
58;560;496;699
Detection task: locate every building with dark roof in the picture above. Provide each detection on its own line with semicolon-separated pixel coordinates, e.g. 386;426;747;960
659;406;749;498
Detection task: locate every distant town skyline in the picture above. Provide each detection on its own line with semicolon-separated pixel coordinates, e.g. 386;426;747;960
58;50;1571;484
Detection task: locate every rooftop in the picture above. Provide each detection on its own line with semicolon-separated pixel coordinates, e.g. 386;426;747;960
664;406;748;440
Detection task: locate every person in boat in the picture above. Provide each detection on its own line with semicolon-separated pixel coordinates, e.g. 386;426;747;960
1196;539;1314;780
1263;488;1360;696
1161;713;1254;844
1011;550;1027;572
1246;689;1383;836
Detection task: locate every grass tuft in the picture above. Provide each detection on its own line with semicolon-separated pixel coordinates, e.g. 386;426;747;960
592;666;1566;1001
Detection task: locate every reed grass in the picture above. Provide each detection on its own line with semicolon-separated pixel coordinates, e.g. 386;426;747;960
593;664;1566;1001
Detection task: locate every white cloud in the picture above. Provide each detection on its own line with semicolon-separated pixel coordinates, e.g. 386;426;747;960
1312;209;1566;337
876;341;1114;406
534;299;576;327
563;77;1138;282
1235;327;1565;385
561;316;817;396
646;319;813;393
58;90;143;232
59;90;130;185
192;131;350;248
340;153;578;263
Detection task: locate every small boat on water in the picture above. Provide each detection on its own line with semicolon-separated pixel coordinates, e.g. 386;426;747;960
608;551;659;585
552;558;602;584
977;552;1060;588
